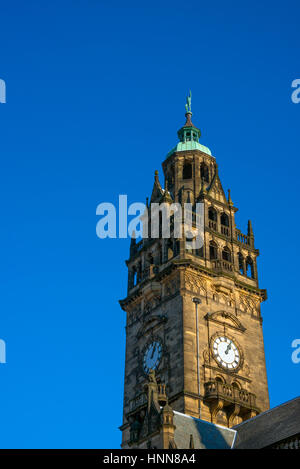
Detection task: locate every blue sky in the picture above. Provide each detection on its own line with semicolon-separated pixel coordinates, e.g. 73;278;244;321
0;0;299;448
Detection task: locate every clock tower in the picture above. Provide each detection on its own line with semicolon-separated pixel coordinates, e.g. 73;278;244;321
119;95;269;448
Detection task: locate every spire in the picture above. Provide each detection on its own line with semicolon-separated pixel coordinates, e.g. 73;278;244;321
177;91;201;143
150;170;164;203
166;92;212;158
248;219;254;237
228;189;233;206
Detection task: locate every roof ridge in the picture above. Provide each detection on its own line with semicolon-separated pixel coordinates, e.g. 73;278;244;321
234;395;300;428
173;410;237;433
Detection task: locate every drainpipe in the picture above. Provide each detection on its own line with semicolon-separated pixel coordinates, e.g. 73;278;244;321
192;297;202;419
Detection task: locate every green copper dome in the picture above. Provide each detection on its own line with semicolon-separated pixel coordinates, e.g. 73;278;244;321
166;140;212;158
167;92;212;158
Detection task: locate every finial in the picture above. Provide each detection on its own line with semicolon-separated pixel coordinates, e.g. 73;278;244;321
185;90;192;114
247;220;254;237
228;189;233;206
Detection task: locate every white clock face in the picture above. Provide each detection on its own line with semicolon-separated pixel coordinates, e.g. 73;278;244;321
213;336;240;370
143;341;162;374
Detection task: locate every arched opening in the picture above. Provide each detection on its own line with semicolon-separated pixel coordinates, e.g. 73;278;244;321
221;213;230;236
215;376;225;384
246;256;254;279
232;381;241;390
238;252;244;275
200;162;209;183
221;212;229;227
183;162;192;179
208;207;218;231
208;207;217;221
222;246;231;262
132;267;137;287
209;241;218;260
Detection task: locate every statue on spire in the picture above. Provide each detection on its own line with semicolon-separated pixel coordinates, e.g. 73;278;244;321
185;90;192;113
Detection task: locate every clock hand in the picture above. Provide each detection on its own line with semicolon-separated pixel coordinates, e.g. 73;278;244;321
225;341;232;355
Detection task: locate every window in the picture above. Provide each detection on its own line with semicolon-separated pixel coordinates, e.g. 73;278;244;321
209;241;218;260
222;246;231;262
221;212;229;227
238;252;244;275
200;162;209;183
183;162;192;179
208;207;217;222
246;256;254;279
132;267;137;286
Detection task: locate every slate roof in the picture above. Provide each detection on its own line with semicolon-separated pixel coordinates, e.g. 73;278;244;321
233;396;300;449
173;411;236;449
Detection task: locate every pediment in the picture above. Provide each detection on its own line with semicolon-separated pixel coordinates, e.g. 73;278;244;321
207;171;228;204
205;311;246;332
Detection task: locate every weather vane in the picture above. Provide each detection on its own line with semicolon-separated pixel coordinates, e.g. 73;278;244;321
185;90;192;113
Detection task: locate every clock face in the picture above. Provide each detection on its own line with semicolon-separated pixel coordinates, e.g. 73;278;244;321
143;341;162;374
213;336;240;370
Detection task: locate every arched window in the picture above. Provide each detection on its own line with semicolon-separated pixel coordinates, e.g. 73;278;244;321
215;376;225;386
185;131;191;142
221;212;229;227
132;267;137;287
222;246;231;262
208;207;217;222
238;252;244;275
232;381;241;390
208;207;218;231
200;162;209;183
246;256;254;279
220;212;230;236
209;241;218;260
183;162;192;179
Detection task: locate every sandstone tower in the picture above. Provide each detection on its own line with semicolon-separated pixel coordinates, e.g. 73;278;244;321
119;95;269;448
